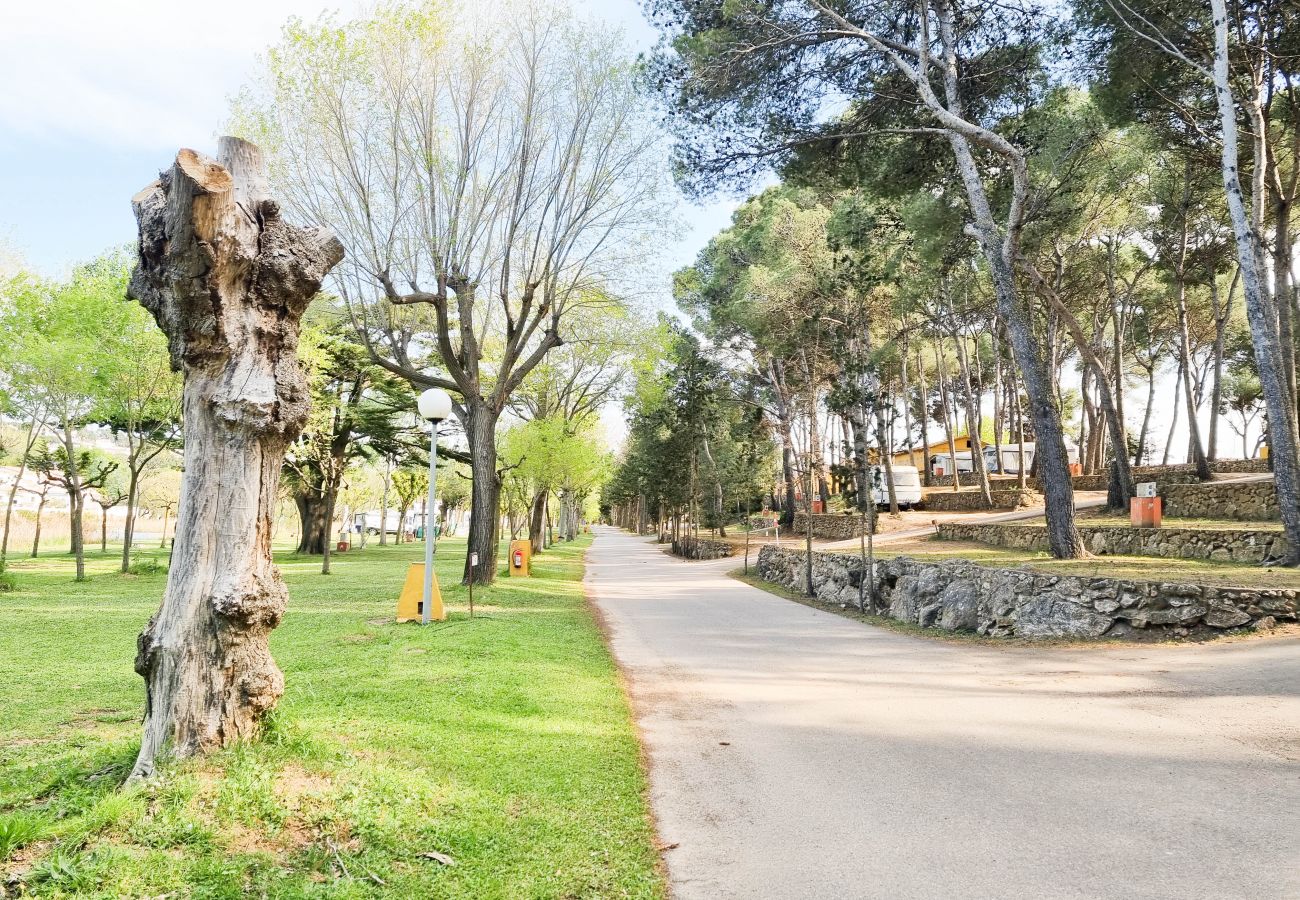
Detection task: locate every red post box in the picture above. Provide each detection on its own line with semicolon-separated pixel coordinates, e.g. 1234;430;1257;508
1130;496;1162;528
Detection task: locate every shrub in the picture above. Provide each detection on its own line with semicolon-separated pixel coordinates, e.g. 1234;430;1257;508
126;555;165;576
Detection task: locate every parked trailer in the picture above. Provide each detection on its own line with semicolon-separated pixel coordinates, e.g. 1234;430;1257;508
870;464;923;509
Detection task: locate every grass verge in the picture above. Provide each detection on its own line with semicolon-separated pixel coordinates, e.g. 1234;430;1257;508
0;536;663;898
1073;511;1284;531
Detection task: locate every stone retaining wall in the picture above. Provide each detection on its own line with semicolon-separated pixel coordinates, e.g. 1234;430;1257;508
671;538;735;560
756;545;1294;639
923;489;1040;511
1202;459;1271;474
936;521;1290;564
928;474;1024;488
1162;480;1278;521
926;459;1268;490
791;512;869;540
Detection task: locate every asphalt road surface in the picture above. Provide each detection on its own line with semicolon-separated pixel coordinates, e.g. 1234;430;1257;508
586;526;1300;900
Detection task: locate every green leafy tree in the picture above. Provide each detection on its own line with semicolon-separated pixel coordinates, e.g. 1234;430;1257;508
0;270;54;572
284;315;417;573
87;248;183;572
391;467;429;545
647;0;1087;557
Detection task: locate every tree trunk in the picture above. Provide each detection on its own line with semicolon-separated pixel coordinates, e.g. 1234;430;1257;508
31;493;46;557
1027;271;1135;508
1209;3;1300;563
770;358;798;527
1;475;22;571
915;346;932;486
1162;362;1182;467
294;491;329;554
529;489;547;554
379;459;391;546
57;421;87;581
1174;250;1212;481
951;318;992;507
126;137;343;779
1135;363;1157;465
320;480;337;576
701;438;726;535
1;411;44;572
1206;272;1234;460
847;407;871;513
875;400;900;513
396;504;411;543
991;327;1004;472
463;400;502;584
121;469;140;573
101;504;109;552
944;128;1082;557
935;345;961;490
900;332;916;472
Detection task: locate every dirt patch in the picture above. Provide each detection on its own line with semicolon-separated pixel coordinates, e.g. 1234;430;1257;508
222;819;317;856
275;765;331;804
1;839;52;880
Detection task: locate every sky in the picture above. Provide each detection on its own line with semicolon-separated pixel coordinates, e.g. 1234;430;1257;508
0;0;738;281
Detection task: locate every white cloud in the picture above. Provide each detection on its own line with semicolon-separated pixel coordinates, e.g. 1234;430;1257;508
0;0;364;150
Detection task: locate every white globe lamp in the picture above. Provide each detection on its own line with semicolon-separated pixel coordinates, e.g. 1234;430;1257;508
416;387;452;623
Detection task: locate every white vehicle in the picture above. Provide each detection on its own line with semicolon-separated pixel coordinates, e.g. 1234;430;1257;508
354;510;412;536
985;444;1032;474
933;442;1077;476
929;451;974;477
870;464;923;509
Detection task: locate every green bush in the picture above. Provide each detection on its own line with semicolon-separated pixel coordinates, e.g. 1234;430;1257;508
126;555;165;576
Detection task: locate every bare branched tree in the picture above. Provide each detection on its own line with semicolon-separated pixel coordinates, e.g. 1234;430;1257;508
233;2;672;582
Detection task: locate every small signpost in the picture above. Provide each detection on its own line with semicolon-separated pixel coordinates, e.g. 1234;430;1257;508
468;552;478;618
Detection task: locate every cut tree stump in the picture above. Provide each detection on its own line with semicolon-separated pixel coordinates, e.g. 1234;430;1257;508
126;137;344;780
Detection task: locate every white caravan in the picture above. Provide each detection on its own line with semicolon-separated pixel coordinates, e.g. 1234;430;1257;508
870;464;923;509
354;510;416;536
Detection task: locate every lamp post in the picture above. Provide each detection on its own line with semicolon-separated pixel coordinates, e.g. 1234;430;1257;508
417;388;452;625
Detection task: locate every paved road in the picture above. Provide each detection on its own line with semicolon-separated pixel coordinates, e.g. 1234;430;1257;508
586;526;1300;900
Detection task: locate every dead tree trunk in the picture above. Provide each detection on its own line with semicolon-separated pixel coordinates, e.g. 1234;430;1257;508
126;138;343;779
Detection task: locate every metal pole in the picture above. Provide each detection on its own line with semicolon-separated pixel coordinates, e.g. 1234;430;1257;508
422;421;438;625
744;497;751;575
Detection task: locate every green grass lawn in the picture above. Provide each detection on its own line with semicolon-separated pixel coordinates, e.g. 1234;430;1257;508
1073;511;1285;531
0;536;663;898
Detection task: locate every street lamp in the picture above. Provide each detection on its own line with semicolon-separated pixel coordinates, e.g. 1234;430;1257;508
417;388;452;625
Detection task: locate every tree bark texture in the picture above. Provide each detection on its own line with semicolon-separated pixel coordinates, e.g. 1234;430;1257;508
121;471;140;573
30;490;46;557
463;402;502;583
529;489;547;555
126;137;344;779
1209;1;1300;563
294;491;329;554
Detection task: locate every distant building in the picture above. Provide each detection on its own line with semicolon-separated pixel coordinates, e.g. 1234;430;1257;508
889;435;977;470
